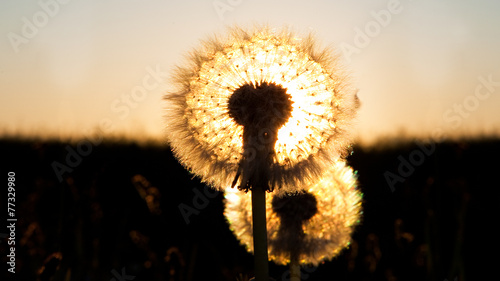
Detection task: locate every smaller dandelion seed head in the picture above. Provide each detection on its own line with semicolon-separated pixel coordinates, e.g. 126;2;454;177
224;161;363;266
272;191;318;223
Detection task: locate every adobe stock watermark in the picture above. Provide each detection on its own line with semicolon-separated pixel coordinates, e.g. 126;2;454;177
51;65;167;182
385;74;500;192
7;0;71;53
442;75;500;129
384;141;435;192
110;65;167;120
340;0;404;63
178;185;219;224
213;0;243;21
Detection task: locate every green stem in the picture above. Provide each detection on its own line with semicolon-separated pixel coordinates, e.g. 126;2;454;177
252;186;269;281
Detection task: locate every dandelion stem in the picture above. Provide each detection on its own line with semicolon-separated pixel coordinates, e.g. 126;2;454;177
290;250;300;281
251;186;269;281
229;80;293;281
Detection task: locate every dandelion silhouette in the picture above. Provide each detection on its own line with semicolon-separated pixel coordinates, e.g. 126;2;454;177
225;161;362;266
165;26;359;194
228;82;293;192
165;26;359;280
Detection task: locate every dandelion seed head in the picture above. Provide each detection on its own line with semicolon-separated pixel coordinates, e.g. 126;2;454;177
224;161;363;265
272;191;318;223
228;82;293;131
165;26;359;192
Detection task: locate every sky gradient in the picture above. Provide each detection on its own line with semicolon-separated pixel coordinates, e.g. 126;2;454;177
1;0;500;145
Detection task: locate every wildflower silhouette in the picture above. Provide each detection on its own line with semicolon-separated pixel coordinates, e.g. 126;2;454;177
165;26;359;194
165;26;359;281
225;161;362;266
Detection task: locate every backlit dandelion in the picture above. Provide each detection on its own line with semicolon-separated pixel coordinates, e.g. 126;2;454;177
165;26;359;194
165;26;359;280
224;161;362;266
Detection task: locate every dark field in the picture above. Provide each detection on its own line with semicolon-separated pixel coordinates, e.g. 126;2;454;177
1;137;498;281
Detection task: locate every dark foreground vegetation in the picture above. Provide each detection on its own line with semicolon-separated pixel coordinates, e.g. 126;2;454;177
1;137;498;281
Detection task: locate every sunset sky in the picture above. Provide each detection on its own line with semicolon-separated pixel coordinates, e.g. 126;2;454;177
1;0;500;145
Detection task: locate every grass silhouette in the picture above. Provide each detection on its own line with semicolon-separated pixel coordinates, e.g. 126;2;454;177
0;137;498;281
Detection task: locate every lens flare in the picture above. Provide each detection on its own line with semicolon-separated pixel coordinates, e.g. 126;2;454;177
165;26;359;192
224;161;363;265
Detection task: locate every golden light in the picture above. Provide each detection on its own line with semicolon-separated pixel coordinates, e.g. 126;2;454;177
165;26;359;193
224;161;363;266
